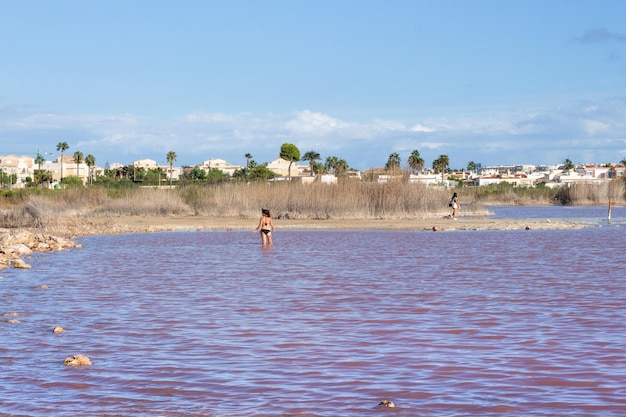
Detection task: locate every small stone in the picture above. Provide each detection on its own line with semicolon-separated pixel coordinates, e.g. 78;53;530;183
64;354;92;366
11;258;32;269
52;326;65;333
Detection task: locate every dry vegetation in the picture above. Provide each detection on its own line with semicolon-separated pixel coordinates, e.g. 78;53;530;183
1;179;624;230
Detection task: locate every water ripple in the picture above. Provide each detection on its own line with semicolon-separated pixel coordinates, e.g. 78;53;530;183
1;225;625;416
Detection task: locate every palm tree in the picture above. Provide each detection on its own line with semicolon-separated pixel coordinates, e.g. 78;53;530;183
432;154;450;176
34;152;45;186
73;151;84;180
313;161;325;175
385;152;401;173
335;158;349;177
325;156;339;174
166;150;177;187
56;141;69;183
407;150;425;174
85;154;96;184
302;150;321;176
245;153;253;168
564;158;575;171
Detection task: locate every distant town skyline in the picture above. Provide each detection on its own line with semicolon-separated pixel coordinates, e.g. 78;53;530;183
2;1;625;170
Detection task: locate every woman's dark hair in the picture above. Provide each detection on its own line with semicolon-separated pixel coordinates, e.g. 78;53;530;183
262;208;271;216
452;192;458;197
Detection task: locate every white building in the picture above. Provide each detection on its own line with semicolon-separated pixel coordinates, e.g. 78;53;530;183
266;157;309;177
0;154;33;189
199;158;242;176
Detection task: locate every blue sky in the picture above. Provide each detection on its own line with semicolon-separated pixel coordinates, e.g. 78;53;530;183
2;0;625;170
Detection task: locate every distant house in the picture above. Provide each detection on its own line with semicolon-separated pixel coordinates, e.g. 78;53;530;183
475;175;501;187
199;158;242;176
266;157;308;177
61;156;90;182
582;164;623;179
551;168;608;185
0;154;33;189
474;173;534;187
132;158;180;181
134;159;159;169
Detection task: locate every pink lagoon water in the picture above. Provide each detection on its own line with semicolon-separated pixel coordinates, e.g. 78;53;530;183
1;206;625;417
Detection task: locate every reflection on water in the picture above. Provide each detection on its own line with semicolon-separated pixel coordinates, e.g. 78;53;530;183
1;211;625;416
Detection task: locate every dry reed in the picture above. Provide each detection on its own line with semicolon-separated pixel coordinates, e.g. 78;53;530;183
181;180;458;219
1;179;624;229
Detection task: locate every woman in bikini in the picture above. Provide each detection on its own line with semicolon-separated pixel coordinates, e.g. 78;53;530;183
254;208;275;245
450;192;460;219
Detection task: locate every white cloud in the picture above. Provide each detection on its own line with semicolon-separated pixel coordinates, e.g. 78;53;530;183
183;112;236;123
410;123;436;133
2;96;626;169
371;119;406;131
284;110;351;136
582;120;610;135
417;141;444;150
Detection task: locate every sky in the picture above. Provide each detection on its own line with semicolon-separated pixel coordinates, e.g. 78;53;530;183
1;0;626;171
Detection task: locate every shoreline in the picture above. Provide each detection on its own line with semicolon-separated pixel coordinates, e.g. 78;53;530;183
0;214;602;270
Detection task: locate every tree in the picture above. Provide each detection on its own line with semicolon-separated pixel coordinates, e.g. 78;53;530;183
335;158;349;177
325;156;339;174
407;150;425;173
85;154;96;184
205;169;229;183
35;169;53;186
62;175;83;187
249;164;275;181
34;152;45;186
302;150;321;177
279;143;300;180
385;152;401;173
432;154;450;175
166;150;177;187
245;153;253;168
312;161;325;175
73;151;84;179
467;161;478;172
232;167;248;181
564;158;575;171
56;141;69;182
187;166;207;181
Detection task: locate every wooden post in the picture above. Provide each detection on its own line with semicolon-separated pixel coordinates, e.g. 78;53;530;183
608;198;612;221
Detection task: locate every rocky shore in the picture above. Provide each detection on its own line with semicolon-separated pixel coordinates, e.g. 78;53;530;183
0;214;595;270
0;228;81;269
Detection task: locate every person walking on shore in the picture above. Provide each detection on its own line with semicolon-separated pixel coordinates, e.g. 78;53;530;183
450;192;460;219
254;208;275;245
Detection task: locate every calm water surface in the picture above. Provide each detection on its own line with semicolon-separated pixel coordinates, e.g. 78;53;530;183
1;207;625;416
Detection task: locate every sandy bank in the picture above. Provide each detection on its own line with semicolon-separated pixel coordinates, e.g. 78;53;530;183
79;214;594;235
